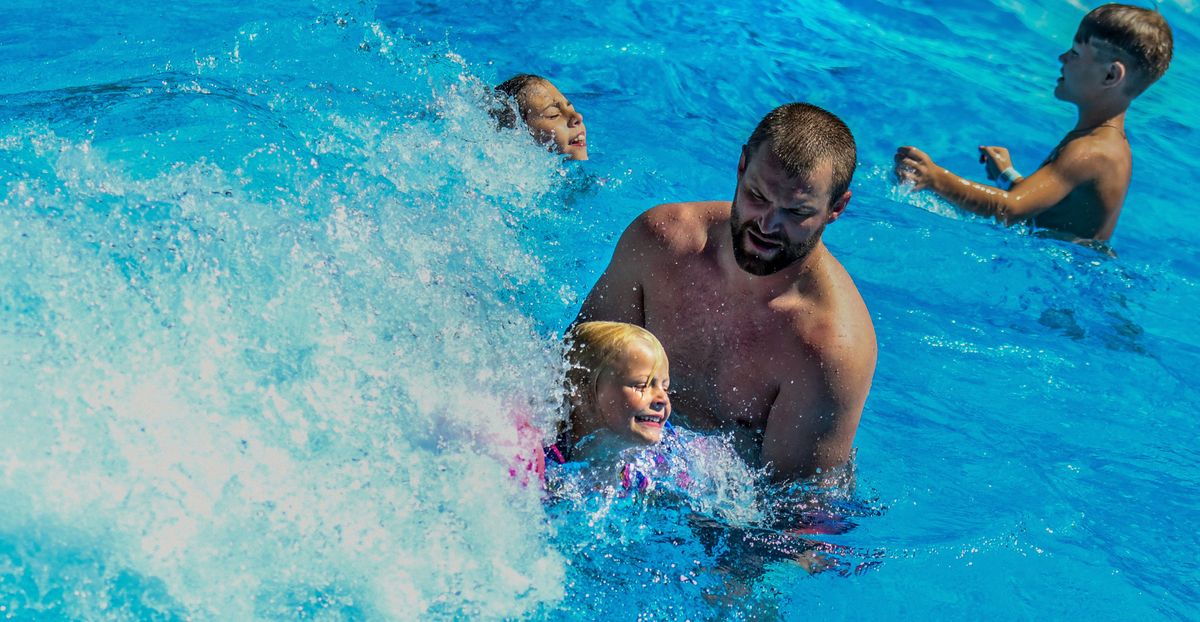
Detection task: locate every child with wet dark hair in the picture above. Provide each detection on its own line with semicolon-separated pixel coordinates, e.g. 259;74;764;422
493;74;588;160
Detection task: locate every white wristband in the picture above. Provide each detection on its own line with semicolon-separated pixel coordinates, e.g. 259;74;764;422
998;166;1022;190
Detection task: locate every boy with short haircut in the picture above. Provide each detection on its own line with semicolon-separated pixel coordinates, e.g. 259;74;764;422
894;4;1173;243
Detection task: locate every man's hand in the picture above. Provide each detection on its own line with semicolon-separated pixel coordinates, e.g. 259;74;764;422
893;146;941;191
978;145;1014;182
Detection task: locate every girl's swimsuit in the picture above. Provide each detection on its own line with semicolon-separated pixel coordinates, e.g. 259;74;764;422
544;421;689;492
544;420;677;465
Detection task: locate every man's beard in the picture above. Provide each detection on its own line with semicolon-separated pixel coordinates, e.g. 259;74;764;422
729;199;823;276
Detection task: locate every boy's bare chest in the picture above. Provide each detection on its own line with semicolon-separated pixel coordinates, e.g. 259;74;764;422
1036;136;1131;238
1034;183;1122;239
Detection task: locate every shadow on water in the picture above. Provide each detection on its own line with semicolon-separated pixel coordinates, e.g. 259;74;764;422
1;72;270;120
1034;304;1146;354
1016;241;1164;356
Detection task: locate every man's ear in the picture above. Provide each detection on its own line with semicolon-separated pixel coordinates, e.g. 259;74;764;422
827;191;852;223
1103;60;1127;89
738;146;749;176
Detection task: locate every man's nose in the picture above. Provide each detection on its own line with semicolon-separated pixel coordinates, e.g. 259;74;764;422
755;205;783;234
568;109;583;127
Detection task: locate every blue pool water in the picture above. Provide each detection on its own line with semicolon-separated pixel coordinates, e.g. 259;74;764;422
2;0;1198;619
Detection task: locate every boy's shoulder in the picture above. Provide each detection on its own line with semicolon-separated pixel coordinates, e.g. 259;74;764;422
1047;126;1130;181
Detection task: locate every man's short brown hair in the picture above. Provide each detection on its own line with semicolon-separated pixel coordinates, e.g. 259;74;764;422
744;103;857;205
1075;4;1173;96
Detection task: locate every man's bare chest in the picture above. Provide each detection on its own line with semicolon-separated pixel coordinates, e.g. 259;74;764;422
643;283;782;427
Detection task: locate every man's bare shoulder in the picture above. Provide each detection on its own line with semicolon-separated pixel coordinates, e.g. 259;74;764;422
776;252;877;378
634;201;730;255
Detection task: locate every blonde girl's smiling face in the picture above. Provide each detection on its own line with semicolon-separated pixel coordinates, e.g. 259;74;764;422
591;341;671;445
518;80;588;160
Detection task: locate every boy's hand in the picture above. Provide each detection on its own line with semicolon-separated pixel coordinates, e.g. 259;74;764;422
978;146;1013;181
894;146;940;191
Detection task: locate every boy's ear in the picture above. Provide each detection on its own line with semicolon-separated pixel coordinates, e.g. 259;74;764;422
1103;60;1127;89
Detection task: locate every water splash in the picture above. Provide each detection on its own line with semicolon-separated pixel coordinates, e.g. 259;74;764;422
0;13;580;621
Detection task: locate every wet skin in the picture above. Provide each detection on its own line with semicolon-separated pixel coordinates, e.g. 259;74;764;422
576;146;877;480
587;341;672;445
894;38;1134;242
517;80;588;160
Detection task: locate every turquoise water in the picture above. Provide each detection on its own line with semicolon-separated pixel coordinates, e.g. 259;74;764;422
2;0;1198;619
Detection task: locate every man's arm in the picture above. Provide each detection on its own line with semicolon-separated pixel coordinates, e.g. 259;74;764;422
573;212;653;326
759;334;876;481
894;141;1100;225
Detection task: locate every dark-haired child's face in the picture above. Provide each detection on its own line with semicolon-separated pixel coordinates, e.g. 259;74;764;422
520;81;588;160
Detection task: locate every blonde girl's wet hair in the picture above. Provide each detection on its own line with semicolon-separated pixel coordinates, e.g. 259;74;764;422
564;321;669;411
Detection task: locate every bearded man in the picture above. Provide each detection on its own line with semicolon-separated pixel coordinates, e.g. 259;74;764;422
575;103;877;481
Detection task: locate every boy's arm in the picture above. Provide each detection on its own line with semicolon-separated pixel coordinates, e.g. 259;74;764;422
894;141;1100;225
979;146;1022;184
